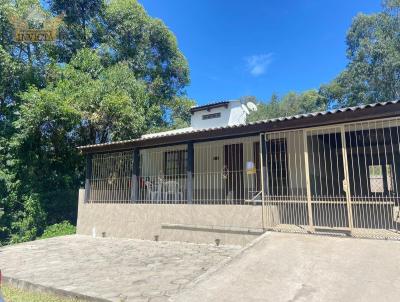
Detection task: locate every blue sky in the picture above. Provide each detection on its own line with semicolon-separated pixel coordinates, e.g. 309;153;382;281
139;0;382;105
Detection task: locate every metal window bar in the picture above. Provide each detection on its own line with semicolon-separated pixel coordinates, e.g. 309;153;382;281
263;130;309;230
89;151;133;203
138;145;188;204
193;136;261;205
84;117;400;240
264;118;400;240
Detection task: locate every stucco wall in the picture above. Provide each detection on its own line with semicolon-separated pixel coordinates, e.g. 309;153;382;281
77;190;263;246
190;100;246;129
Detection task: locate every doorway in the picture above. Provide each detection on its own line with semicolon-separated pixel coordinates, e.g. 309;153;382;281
224;143;244;203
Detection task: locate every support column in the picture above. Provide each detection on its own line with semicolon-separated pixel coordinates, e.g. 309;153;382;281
131;148;140;203
260;134;268;230
261;134;268;196
84;154;93;203
187;142;194;204
340;126;354;230
303;130;314;229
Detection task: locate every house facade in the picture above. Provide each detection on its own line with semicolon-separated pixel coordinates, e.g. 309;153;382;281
76;100;400;245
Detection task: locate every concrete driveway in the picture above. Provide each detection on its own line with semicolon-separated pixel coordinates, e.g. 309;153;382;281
2;233;400;302
0;235;239;301
172;232;400;302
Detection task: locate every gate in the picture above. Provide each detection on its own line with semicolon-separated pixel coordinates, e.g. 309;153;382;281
262;118;400;240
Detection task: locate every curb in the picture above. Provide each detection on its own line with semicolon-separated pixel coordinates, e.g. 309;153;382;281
2;275;111;302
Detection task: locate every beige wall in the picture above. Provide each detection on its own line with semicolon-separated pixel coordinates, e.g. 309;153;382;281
77;190;263;246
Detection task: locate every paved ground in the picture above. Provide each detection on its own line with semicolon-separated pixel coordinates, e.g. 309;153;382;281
0;235;240;302
172;232;400;302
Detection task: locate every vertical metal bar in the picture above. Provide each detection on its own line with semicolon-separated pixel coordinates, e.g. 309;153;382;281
131;149;140;202
84;154;93;203
260;133;267;229
303;130;314;229
187;142;194;204
340;126;354;230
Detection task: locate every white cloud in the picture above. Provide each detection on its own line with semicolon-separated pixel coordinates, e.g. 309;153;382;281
245;53;273;76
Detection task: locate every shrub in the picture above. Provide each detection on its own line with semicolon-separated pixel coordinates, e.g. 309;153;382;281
40;221;76;239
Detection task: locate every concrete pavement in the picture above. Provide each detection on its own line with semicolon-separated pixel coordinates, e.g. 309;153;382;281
0;235;240;301
172;232;400;302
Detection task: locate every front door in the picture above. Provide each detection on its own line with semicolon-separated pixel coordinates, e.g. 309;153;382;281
224;143;244;203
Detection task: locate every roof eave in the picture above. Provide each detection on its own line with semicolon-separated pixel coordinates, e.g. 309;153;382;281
78;101;400;154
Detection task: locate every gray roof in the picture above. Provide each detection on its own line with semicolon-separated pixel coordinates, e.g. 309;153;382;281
78;100;400;151
189;100;231;113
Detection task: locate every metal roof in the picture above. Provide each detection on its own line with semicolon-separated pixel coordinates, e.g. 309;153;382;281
78;100;400;153
189;100;231;113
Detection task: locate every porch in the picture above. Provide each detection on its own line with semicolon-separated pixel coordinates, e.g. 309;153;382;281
81;115;400;242
88;136;262;205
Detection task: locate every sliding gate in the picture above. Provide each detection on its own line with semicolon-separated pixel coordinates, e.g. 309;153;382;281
263;118;400;240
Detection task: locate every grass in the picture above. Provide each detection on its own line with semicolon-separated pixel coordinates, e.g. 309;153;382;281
2;284;86;302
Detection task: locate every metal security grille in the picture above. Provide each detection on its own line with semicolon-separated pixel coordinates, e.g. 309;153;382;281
84;118;400;240
139;145;188;204
89;151;133;203
193;136;261;205
263;118;400;240
345;119;400;236
263;130;309;228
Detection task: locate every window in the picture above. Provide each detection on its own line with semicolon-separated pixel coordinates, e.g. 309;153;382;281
369;164;393;193
202;112;221;120
164;150;187;177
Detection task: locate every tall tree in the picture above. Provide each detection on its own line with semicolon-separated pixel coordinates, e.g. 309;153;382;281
0;0;193;244
322;1;400;106
50;0;191;129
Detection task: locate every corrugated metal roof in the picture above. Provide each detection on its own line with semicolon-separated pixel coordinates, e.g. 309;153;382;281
189;100;231;113
78;100;400;150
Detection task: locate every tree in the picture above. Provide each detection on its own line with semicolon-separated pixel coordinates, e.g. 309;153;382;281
322;1;400;106
49;0;191;128
246;90;327;123
0;0;192;244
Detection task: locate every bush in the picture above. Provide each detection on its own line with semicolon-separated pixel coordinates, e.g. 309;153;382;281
40;221;76;239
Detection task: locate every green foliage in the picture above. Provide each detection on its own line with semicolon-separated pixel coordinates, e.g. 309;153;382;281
10;194;46;244
249;1;399;121
3;284;85;302
0;0;398;246
40;221;76;239
247;90;327;122
321;1;400;106
0;0;192;245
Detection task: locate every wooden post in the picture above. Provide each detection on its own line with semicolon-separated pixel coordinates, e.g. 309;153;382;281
84;154;93;203
131;148;140;203
187;142;194;204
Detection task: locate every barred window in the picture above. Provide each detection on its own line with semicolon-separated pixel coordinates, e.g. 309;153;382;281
164;150;187;177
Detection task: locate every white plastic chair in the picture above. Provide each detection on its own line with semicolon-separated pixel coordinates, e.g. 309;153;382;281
163;181;182;202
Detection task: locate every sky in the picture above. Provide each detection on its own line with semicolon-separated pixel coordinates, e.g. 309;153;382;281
139;0;382;105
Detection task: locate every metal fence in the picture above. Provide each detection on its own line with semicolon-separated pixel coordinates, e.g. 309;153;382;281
85;118;400;239
264;118;400;239
193;136;261;204
89;151;133;203
87;137;262;205
138;145;188;204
